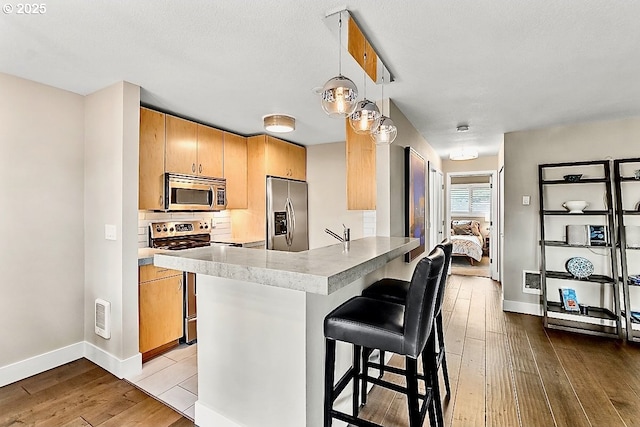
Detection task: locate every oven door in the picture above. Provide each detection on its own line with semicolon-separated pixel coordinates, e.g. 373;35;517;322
166;174;215;211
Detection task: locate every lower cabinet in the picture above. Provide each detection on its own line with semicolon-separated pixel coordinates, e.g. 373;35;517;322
139;265;184;361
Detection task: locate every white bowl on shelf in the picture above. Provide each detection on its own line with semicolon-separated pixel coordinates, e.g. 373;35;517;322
562;200;588;213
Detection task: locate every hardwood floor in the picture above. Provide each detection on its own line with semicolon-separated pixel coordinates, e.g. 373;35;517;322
3;274;640;426
0;358;194;427
356;274;640;427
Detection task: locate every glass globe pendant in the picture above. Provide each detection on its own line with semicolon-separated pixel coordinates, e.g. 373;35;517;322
321;75;358;118
320;12;359;118
372;116;397;145
349;99;381;134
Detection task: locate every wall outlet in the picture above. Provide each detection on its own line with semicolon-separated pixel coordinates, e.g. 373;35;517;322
105;224;117;240
522;195;531;206
211;219;216;228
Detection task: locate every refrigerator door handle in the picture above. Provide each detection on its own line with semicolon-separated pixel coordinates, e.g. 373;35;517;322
285;197;295;247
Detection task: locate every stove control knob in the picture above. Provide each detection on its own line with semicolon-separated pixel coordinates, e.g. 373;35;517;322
156;226;161;232
169;227;174;232
199;225;203;229
163;227;167;232
204;224;209;229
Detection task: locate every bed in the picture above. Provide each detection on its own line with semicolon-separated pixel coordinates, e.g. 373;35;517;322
450;220;484;265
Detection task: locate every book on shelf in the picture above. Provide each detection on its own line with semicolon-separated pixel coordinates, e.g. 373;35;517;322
631;311;640;323
559;288;580;312
629;275;640;286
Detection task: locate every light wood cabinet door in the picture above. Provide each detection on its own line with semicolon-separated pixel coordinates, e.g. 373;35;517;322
139;264;181;282
139;108;165;210
223;132;248;209
346;120;376;210
139;275;184;354
197;124;224;177
166;115;197;175
265;136;290;178
288;143;306;181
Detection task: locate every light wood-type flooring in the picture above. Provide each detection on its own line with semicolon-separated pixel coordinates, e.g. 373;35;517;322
0;358;194;427
355;274;640;427
3;275;640;426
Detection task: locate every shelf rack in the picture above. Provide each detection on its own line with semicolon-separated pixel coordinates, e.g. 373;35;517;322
538;160;623;339
614;157;640;342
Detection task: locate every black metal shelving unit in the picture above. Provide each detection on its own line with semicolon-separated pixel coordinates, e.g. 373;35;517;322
614;158;640;342
538;160;622;338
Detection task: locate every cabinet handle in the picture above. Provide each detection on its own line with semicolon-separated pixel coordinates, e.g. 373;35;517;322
158;195;163;206
199;164;203;174
178;278;183;291
192;163;196;173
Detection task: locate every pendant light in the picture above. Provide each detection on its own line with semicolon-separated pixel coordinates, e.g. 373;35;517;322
321;13;358;118
349;52;381;134
371;75;397;145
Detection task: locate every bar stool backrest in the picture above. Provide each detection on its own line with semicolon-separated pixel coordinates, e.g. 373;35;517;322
402;247;445;358
434;239;453;316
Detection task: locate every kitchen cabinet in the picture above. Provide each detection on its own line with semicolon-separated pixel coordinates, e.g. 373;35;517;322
139;108;166;210
138;265;183;361
265;136;306;180
346;120;376;210
223;132;248;209
165;116;224;177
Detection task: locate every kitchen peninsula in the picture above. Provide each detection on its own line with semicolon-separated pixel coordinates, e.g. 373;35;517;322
154;236;418;427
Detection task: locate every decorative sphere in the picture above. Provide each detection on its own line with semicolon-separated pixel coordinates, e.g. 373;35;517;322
321;75;358;118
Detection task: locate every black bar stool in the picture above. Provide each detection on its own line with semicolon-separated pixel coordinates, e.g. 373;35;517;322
362;239;453;398
323;247;445;427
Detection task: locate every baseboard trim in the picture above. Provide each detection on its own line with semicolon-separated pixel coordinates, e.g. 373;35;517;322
503;300;542;316
84;341;141;379
195;401;242;427
0;342;84;387
0;341;142;387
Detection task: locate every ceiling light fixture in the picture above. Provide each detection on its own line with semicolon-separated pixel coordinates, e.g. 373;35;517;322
371;75;397;145
349;52;381;134
456;125;470;132
449;148;478;161
263;114;296;133
321;12;358;118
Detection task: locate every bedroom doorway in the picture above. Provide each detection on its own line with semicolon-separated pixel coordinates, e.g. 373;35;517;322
446;170;499;279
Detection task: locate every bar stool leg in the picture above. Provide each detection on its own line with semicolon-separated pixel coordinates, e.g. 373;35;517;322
379;350;386;378
361;347;371;406
353;345;361;418
405;357;421;427
324;339;336;427
423;337;444;427
436;313;451;396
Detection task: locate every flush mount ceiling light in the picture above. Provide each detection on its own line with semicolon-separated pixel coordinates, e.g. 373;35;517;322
371;75;397;145
349;52;381;134
456;125;470;132
321;12;358;118
449;148;478;161
263;114;295;133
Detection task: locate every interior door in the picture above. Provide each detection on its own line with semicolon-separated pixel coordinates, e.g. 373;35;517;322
428;164;445;248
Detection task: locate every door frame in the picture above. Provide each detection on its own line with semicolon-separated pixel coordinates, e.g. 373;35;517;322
445;169;499;281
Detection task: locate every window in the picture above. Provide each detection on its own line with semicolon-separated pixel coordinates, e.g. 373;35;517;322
450;184;491;215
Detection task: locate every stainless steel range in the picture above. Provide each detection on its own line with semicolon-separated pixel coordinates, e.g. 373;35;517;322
149;220;211;345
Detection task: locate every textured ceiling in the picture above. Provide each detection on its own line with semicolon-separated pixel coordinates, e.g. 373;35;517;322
2;0;640;158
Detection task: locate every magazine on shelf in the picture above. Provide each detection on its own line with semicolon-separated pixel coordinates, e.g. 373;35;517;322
559;288;580;312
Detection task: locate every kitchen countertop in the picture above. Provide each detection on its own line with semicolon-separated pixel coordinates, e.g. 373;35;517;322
138;248;168;266
153;236;418;295
210;237;265;247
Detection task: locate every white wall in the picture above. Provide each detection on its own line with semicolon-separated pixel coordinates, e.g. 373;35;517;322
441;156;498;174
84;82;140;366
503;116;640;311
0;73;85;367
380;99;444;280
306;142;365;249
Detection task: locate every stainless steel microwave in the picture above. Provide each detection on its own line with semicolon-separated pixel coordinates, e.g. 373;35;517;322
165;173;226;211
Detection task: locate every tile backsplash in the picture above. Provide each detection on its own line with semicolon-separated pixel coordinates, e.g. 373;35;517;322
363;211;376;237
138;210;232;248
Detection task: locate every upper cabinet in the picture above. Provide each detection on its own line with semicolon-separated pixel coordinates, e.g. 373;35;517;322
165;115;197;175
165;116;224;178
223;132;248;209
265;136;306;180
196;124;224;178
139;108;166;211
346;121;376;210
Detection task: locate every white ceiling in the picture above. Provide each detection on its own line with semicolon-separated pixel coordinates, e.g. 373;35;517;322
2;0;640;157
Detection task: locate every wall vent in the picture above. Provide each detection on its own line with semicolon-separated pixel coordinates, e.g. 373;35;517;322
95;298;111;339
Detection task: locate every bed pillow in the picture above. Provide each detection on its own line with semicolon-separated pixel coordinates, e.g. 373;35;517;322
452;220;482;236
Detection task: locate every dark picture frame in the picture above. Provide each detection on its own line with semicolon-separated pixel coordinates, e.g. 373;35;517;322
405;147;426;262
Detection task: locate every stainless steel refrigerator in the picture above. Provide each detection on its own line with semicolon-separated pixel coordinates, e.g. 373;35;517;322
266;176;309;252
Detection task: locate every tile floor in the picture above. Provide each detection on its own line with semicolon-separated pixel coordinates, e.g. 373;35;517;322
126;343;198;421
